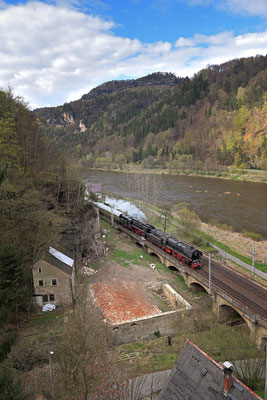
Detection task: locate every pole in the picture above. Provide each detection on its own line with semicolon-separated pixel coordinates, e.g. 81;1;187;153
252;243;255;278
209;253;212;295
265;344;267;400
49;350;55;400
47;340;55;400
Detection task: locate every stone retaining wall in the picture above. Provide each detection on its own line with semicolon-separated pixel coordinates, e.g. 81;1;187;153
111;283;193;345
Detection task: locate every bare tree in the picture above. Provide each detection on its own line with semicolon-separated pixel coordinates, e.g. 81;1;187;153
124;173;164;208
156;204;172;232
174;205;201;236
53;278;128;400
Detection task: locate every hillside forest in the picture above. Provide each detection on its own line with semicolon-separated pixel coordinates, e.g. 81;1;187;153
34;55;267;172
0;89;95;396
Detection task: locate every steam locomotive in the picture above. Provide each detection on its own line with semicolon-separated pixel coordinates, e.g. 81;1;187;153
95;201;203;269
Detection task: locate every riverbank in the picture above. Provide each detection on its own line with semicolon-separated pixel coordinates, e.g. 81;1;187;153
201;223;267;265
81;164;267;184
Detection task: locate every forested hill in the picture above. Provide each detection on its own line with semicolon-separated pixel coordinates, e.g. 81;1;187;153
0;89;93;330
34;55;267;171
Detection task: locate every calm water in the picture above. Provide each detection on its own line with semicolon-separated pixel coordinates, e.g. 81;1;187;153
82;170;267;238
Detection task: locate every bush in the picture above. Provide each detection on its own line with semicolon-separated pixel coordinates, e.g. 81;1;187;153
8;341;48;372
210;219;234;231
241;230;262;241
0;365;27;400
189;235;203;247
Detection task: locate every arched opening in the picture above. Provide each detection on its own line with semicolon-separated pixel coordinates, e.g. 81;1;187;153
260;336;267;350
190;282;208;293
148;252;162;263
167;265;180;273
218;304;246;325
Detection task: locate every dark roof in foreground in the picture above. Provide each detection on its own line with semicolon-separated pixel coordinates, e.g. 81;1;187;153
159;340;262;400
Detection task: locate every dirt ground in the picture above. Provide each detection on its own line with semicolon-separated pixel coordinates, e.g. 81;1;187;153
89;258;165;324
88;231;192;324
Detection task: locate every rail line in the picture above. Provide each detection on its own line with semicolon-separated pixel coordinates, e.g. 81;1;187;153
101;215;267;327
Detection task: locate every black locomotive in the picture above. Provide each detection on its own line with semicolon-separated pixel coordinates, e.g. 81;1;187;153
95;201;203;269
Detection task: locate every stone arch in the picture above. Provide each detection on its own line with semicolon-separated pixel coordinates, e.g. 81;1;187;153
167;265;180;272
260;336;267;350
189;282;208;293
218;304;246;324
146;248;164;263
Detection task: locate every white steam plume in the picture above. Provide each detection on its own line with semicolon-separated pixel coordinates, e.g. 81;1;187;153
105;196;147;222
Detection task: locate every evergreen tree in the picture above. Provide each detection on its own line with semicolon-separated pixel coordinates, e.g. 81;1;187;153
0;244;30;325
0;366;27;400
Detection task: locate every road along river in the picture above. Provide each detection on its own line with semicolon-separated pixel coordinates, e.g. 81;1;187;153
82;169;267;238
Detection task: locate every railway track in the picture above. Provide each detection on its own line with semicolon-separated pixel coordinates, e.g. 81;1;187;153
101;215;267;327
200;256;267;319
199;267;267;318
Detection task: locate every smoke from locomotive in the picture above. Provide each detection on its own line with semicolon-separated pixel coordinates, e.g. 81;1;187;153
105;196;147;222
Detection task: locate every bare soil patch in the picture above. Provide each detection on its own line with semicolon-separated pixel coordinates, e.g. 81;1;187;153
90;281;161;323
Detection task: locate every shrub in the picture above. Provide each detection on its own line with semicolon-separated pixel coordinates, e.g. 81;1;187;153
8;341;48;371
189;235;203;247
241;231;262;241
0;365;27;400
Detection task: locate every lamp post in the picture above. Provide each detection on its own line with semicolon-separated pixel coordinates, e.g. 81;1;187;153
49;350;55;400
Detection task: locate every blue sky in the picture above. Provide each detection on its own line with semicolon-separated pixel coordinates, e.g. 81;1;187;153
0;0;266;107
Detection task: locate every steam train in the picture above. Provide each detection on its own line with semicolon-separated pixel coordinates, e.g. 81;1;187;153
95;202;203;269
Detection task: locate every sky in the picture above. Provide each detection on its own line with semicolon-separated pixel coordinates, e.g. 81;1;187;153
0;0;266;108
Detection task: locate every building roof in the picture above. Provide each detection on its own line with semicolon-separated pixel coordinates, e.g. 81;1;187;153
49;246;74;267
42;247;74;276
159;340;262;400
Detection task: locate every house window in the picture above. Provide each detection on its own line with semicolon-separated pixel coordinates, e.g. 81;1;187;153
51;279;57;286
43;294;48;302
38;280;44;287
37;268;42;273
49;294;55;302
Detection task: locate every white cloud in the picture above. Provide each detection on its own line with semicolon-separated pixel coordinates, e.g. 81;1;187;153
181;0;267;17
0;2;266;108
175;32;233;47
221;0;267;18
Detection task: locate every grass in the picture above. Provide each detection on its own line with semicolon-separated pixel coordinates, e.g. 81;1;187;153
118;324;263;377
111;248;155;267
174;275;190;291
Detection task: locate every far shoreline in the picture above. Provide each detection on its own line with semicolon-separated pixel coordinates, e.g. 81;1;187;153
80;165;267;184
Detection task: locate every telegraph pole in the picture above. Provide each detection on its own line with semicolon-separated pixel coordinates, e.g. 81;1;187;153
252;243;255;278
209;253;212;295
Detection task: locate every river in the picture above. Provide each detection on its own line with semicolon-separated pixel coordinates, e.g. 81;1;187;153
82;170;267;238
